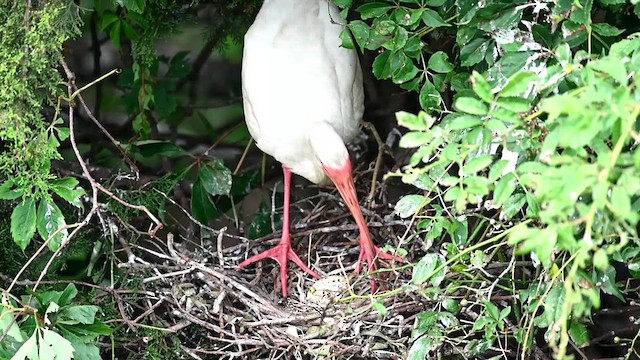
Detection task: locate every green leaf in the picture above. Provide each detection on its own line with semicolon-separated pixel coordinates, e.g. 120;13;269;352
109;20;122;50
191;179;218;224
40;328;75;359
589;56;628;85
399;131;431;148
99;13;119;31
36;199;68;251
499;71;536;97
0;180;22;200
340;28;355;49
496;97;532;113
610;186;631;219
356;2;393;19
422;9;450;27
11;198;37;250
446;115;483;130
13;332;38;360
349;20;371;51
494;173;517;206
419;81;441;112
396;111;435;131
593;248;609;270
391;52;420;84
569;321;589;347
0;306;24;342
248;204;273;239
471;71;494;103
412;253;447;286
57;284;78;308
119;0;146;13
50;178;85;207
462;155;493;174
58;305;99;325
135;140;187;158
502;193;526;220
592;23;624;37
333;0;352;7
395;195;427;218
428;51;454;73
372;301;388;317
198;161;232;196
372;51;393;79
485;301;500;320
460;38;490;67
454;97;488;115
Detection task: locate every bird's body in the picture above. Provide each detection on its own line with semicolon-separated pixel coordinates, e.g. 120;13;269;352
239;0;400;297
242;0;364;184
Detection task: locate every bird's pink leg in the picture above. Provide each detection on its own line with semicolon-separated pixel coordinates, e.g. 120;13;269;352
238;165;320;297
324;159;404;291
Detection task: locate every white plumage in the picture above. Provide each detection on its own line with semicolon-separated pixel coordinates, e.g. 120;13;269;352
242;0;364;184
239;0;400;297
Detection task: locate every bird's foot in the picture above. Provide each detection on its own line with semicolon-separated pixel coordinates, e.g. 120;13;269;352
238;238;320;298
355;243;405;293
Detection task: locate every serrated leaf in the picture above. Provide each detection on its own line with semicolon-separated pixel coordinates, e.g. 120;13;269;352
11;198;37;250
50;178;85;207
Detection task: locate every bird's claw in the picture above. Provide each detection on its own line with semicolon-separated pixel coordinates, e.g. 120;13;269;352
238;239;320;298
355;244;405;293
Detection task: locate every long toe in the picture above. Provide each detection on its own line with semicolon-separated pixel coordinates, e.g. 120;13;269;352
238;241;318;297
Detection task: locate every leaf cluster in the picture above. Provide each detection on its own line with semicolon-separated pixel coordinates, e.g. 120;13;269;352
335;0;640;358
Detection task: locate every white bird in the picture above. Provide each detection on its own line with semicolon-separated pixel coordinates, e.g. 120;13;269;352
239;0;401;297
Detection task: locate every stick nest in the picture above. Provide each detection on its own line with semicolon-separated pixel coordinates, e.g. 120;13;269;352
118;164;424;359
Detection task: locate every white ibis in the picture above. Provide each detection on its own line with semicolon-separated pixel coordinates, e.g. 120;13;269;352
239;0;400;297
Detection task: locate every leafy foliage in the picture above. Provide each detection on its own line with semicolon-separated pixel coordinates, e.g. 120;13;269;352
335;0;640;358
0;284;112;360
